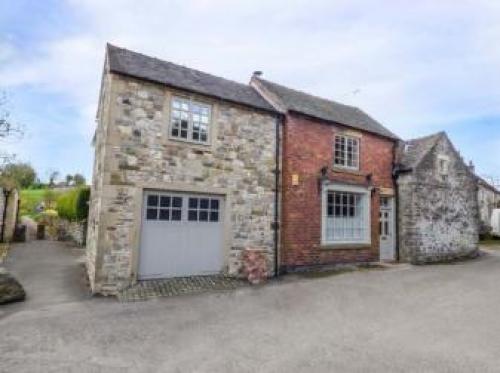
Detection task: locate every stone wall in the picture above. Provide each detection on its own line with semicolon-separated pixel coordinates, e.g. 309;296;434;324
0;189;19;243
86;68;113;291
58;219;86;246
398;136;479;263
477;182;500;228
87;72;277;294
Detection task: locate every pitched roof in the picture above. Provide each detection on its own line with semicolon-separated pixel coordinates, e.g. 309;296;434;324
253;77;399;140
399;132;445;169
477;175;500;194
106;44;277;113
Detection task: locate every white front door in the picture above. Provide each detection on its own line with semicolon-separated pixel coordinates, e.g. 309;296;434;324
379;196;395;261
138;191;224;279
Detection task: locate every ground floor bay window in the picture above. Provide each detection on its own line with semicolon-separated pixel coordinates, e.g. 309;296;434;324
322;183;371;245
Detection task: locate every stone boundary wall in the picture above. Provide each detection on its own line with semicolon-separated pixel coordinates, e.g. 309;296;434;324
57;219;87;246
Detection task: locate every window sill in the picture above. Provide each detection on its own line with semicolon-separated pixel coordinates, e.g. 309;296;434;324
332;166;363;176
320;242;371;250
166;136;213;153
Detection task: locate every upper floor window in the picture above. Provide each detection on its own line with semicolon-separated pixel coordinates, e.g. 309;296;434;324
334;135;359;170
170;97;211;144
438;155;450;182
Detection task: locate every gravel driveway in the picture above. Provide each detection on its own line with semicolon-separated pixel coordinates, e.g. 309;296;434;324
1;241;500;372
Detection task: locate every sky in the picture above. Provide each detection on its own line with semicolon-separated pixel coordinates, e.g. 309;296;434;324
0;0;499;183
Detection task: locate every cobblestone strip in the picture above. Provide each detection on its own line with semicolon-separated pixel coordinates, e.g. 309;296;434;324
117;275;247;302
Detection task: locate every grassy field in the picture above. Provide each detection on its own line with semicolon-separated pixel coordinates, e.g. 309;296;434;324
19;189;50;218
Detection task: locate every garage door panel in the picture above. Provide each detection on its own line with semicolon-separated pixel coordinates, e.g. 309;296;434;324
138;191;224;279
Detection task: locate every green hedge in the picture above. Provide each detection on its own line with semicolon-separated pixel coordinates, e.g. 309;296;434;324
56;187;90;221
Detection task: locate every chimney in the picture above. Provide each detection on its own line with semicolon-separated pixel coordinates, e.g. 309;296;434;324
468;160;475;173
253;71;263;78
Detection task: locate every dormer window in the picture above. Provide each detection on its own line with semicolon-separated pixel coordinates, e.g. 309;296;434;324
170;97;211;144
334;135;359;170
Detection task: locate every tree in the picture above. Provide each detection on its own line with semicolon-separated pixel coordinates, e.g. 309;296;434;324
73;173;86;186
48;170;59;187
0;91;24;165
0;162;37;188
65;174;73;186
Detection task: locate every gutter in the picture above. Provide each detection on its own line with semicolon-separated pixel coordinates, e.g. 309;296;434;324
273;114;283;277
392;154;413;262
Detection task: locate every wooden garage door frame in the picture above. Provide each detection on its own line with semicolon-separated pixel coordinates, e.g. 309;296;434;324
135;188;230;280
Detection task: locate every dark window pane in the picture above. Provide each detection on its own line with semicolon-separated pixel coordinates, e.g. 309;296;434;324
189;198;198;209
335;205;341;216
181;120;188;129
327;193;333;204
335;193;341;205
200;133;207;142
342;205;348;216
160;196;170;207
180;130;188;138
327;206;333;216
192;132;199;141
200;198;209;209
171;128;179;137
159;209;170;220
146;208;157;220
147;195;158;207
210;199;219;210
171;209;182;221
188;210;198;221
210;211;219;222
349;206;355;217
199;211;208;221
172;197;182;208
343;194;349;205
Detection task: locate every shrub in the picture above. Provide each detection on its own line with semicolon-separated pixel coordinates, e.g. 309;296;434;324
56;187;90;221
75;187;90;221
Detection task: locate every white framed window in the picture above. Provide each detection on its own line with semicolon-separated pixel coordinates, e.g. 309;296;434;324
334;135;359;170
170;97;211;144
322;183;371;245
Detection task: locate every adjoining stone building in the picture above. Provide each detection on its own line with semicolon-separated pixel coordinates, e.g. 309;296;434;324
475;174;500;231
396;132;479;263
87;45;279;294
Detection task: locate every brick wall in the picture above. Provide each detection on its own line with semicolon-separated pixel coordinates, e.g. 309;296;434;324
280;113;395;270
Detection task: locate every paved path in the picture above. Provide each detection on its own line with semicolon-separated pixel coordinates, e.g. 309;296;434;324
1;241;90;311
2;241;500;372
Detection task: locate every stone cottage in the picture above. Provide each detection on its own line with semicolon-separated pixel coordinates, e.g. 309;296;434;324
251;75;400;270
87;45;280;294
395;132;479;263
475;174;500;231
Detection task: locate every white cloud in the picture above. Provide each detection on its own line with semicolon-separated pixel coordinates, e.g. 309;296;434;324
1;0;499;176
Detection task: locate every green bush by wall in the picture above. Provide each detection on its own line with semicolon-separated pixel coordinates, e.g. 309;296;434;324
56;187;90;221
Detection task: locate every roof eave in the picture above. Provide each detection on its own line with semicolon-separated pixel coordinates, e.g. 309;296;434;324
286;109;400;141
108;69;280;116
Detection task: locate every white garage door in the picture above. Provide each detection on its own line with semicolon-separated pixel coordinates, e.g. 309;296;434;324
138;191;224;280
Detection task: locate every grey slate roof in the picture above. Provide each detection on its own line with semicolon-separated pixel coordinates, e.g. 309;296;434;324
254;77;399;140
106;44;277;113
399;132;445;169
477;175;500;193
